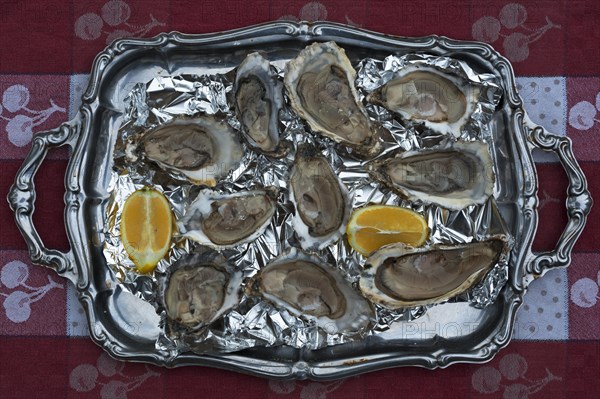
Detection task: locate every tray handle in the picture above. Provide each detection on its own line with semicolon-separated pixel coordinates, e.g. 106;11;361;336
7;120;79;284
525;119;592;275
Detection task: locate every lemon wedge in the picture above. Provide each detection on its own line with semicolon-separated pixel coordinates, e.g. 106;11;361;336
346;205;429;256
120;187;173;274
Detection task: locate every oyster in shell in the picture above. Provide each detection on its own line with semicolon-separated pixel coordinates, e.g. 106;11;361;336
367;66;480;137
368;140;494;210
163;251;243;329
178;187;278;248
234;52;289;157
284;42;382;158
359;236;510;308
141;116;244;186
248;249;375;336
289;145;351;251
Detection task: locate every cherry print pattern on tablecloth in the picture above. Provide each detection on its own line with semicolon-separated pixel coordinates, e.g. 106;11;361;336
471;352;562;398
0;84;65;147
470;1;565;75
569;92;600;132
70;354;160;398
73;0;169;72
567;77;600;161
0;260;62;323
69;347;161;399
568;253;600;340
74;0;165;45
0;251;65;336
517;77;566;163
337;343;573;398
472;3;561;62
513;269;568;340
0;75;68;159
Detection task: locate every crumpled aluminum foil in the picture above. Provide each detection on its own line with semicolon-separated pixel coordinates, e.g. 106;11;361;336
103;52;510;356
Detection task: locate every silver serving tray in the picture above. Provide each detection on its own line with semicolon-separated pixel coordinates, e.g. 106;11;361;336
7;21;592;379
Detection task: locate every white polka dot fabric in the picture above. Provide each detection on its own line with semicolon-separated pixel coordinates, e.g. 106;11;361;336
516;77;566;163
69;74;90;120
513;268;569;340
66;281;89;337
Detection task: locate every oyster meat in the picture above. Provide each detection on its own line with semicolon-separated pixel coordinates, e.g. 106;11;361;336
367;65;480;137
163;251;243;328
248;249;375;336
289;145;350;251
234;52;289;157
359;236;510;308
178;187;278;248
284;42;382;158
368;140;495;210
141;116;244;186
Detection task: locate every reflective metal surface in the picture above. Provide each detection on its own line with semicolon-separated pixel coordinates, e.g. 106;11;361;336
6;21;592;379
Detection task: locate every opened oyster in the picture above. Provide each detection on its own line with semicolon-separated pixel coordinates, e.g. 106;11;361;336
368;140;495;210
141;116;244;186
248;249;375;336
178;187;277;248
234;52;289;157
359;236;510;308
289;145;351;251
284;41;382;158
367;66;480;137
163;251;243;329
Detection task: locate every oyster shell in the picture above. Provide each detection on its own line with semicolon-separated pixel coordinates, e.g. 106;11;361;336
289;145;351;251
367;65;480;137
163;251;243;329
141;116;244;186
178;187;278;248
368;140;495;210
234;52;289;157
284;42;382;158
248;249;375;336
359;236;510;308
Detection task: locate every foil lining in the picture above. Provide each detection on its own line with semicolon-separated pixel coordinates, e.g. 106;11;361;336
103;51;510;356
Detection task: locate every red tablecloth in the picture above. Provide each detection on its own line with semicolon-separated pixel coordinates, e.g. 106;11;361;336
1;1;598;398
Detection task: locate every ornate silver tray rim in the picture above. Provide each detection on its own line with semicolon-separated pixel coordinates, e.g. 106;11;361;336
7;21;592;380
